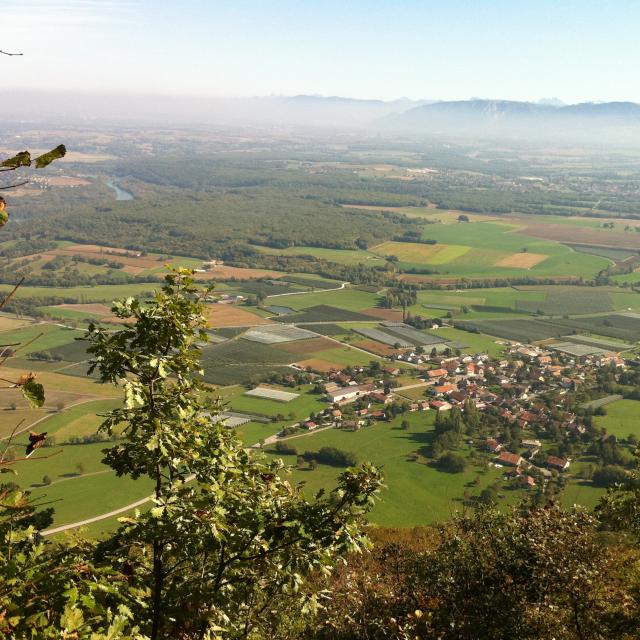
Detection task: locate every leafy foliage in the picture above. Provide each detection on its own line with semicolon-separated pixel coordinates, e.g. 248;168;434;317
81;269;383;638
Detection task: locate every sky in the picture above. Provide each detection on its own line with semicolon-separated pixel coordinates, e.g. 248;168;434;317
2;0;640;103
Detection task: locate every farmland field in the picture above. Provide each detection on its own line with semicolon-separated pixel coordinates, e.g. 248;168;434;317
255;244;385;267
274;305;376;323
454;318;568;342
371;241;470;264
547;314;640;342
200;339;297;366
276;289;380;312
515;289;614;315
204;304;273;327
416;221;609;279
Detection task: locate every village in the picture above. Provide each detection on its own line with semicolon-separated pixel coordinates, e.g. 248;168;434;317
246;338;633;492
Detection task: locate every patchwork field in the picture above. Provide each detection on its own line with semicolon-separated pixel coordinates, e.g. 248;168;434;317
517;222;640;250
371;241;470;264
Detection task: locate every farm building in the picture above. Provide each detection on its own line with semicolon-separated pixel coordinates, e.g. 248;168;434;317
547;456;570;472
326;383;376;404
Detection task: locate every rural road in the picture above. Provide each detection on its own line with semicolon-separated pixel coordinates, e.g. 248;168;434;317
42;410;342;537
42;494;154;536
266;282;348;298
41;473;197;537
0;397;106;442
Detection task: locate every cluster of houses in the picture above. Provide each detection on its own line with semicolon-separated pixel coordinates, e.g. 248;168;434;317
269;336;632;492
489;439;571;489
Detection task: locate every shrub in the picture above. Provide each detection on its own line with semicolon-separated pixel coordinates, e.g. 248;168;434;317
304;446;358;467
436;452;467;473
592;465;630;488
275;441;297;455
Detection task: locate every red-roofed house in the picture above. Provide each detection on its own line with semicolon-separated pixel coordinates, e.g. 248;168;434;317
547;456;570;472
497;451;524;467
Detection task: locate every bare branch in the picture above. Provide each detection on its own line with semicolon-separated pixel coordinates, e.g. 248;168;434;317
0;49;23;57
0;277;24;310
0;181;29;190
2;449;63;466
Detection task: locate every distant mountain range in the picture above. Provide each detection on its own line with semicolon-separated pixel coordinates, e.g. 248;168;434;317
379;99;640;137
1;91;639;139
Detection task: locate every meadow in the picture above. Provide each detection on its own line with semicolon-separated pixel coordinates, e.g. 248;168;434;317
264;412;513;527
593;399;640;439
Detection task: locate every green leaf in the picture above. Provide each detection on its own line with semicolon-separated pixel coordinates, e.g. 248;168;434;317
1;151;31;168
34;144;66;169
61;605;84;631
22;380;45;408
0;209;9;228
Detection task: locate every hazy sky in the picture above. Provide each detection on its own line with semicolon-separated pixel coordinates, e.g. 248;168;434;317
3;0;640;103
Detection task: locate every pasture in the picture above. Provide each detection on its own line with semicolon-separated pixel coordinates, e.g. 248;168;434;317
594;400;640;439
274;288;379;312
265;412;508;527
416;221;609;279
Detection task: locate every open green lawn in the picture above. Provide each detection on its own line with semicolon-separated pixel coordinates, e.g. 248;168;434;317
594;399;640;439
561;480;607;511
263;412;511;526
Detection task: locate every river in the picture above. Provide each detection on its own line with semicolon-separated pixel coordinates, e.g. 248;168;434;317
105;180;134;201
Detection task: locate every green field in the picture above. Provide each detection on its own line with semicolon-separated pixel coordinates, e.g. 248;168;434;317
0;282;159;302
454;318;568;343
276;289;380;312
274;304;377;323
264;412;509;527
255;245;385;267
594;399;640;439
384;221;612;279
429;326;506;357
0;323;84;355
515;289;614;315
226;386;326;420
